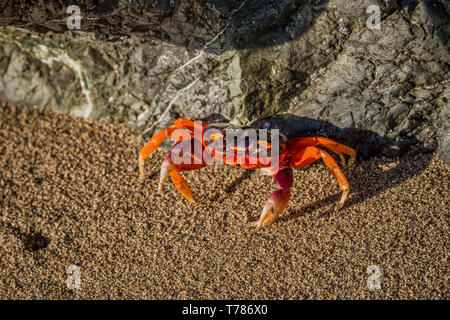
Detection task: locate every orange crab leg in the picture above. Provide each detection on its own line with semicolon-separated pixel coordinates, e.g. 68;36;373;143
140;129;167;160
139;118;207;180
157;140;207;201
290;146;350;206
172;117;205;132
169;170;193;201
287;137;356;166
139;127;189;180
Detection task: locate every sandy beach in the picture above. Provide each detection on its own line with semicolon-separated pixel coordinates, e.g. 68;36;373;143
0;103;448;299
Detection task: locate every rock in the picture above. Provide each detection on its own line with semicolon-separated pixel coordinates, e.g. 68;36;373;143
0;0;449;165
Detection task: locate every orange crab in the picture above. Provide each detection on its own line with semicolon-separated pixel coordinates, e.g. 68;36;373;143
139;117;356;228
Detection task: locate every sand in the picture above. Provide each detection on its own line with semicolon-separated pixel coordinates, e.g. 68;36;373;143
0;102;448;299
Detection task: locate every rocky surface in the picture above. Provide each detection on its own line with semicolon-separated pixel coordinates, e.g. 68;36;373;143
0;0;449;164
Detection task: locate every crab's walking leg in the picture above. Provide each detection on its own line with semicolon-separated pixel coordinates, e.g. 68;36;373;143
158;139;207;201
287;137;356;166
139;129;167;180
169;170;194;201
157;154;195;201
139;118;204;180
256;167;293;228
290;146;350;206
158;154;175;194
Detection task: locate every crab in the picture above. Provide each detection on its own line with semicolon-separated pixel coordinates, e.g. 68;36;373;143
138;116;356;228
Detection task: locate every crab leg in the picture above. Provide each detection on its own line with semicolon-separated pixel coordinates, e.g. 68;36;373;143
170;170;194;201
256;167;293;228
158;154;176;194
290;146;350;206
139;118;205;180
287;137;356;166
157;140;206;201
158;154;196;201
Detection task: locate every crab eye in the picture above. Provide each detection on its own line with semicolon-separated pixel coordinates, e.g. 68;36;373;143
210;132;224;140
257;140;271;149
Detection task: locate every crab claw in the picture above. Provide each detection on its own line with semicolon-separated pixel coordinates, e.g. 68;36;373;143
255;188;291;228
